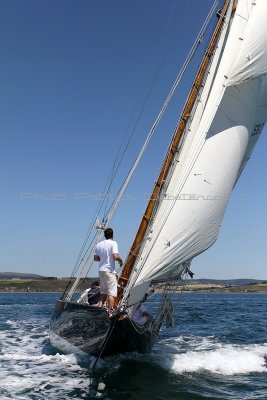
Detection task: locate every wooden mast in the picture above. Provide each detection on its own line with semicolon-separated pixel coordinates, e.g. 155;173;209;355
117;0;231;299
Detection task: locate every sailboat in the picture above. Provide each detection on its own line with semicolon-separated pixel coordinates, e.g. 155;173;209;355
50;0;267;362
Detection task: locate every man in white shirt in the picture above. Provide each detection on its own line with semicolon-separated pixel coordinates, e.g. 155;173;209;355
94;228;123;313
131;302;154;325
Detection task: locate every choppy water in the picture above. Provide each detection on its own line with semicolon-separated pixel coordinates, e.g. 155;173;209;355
0;292;266;399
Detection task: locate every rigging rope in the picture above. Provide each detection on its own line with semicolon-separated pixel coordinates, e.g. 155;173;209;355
121;0;231;301
69;1;185;280
98;0;220;245
150;270;189;334
64;0;220;301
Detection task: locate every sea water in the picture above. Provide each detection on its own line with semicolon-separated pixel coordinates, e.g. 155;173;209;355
0;292;266;399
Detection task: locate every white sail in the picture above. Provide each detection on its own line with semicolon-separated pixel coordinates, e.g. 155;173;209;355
124;0;267;305
227;0;267;86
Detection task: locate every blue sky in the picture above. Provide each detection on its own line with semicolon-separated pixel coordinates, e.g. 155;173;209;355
1;0;266;280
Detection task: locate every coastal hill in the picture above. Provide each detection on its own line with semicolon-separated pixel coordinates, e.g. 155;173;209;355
0;272;56;280
0;272;91;293
182;278;267;293
0;272;266;293
185;278;265;286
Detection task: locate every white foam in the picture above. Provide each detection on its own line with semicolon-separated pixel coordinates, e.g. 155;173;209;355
1;308;266;398
0;315;93;399
162;341;267;375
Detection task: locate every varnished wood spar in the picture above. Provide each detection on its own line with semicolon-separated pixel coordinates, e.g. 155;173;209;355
117;0;231;299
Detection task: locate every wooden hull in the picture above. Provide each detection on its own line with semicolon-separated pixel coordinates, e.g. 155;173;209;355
50;301;156;358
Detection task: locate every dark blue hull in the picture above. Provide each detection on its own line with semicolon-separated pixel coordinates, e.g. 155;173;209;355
50;300;156;358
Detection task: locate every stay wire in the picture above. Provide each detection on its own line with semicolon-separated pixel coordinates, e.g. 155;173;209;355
91;318;118;370
121;0;222;299
101;0;183;217
72;0;190;277
69;0;219;284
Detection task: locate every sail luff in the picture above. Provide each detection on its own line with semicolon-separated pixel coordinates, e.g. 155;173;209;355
117;0;232;298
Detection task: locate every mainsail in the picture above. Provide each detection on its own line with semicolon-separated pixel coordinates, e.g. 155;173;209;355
122;0;267;306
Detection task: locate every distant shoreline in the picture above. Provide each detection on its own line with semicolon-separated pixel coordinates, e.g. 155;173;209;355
161;282;267;294
0;278;92;294
0;279;266;294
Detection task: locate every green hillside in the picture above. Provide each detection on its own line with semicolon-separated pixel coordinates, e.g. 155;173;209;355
0;272;56;280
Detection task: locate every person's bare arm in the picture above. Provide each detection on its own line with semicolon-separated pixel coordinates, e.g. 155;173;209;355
113;253;123;267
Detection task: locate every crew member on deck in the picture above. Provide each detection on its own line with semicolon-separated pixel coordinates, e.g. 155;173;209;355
131;301;154;325
77;280;100;305
94;228;123;314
